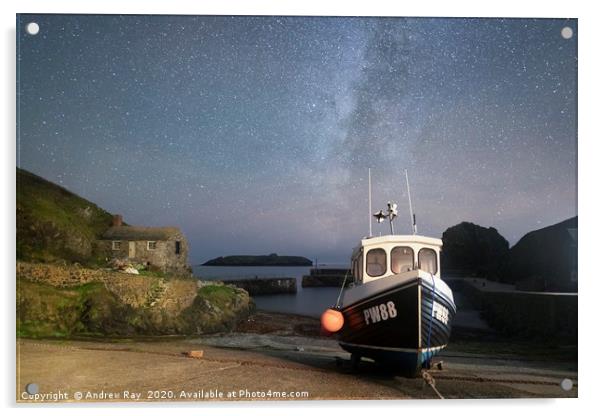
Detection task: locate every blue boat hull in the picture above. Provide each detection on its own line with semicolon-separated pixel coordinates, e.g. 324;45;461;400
339;343;445;375
337;276;456;376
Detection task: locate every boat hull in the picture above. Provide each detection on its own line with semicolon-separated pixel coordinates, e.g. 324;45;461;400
337;274;456;376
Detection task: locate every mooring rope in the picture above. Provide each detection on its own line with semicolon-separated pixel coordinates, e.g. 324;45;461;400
421;369;445;399
423;273;444;399
425;273;436;364
334;270;350;309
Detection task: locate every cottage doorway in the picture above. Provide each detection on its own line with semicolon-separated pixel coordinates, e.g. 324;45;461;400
128;241;136;258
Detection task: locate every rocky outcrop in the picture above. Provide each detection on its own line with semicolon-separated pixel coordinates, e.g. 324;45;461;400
441;222;509;279
16;262;253;337
180;283;254;333
503;217;577;291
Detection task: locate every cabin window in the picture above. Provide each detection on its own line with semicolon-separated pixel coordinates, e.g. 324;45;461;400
147;241;157;250
112;241;121;250
418;248;438;274
391;246;414;273
366;248;387;277
175;241;181;255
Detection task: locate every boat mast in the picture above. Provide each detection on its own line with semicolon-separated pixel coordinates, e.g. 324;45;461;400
368;168;372;237
404;169;417;235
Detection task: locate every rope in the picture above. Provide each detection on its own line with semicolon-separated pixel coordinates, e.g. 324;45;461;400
433;374;576;386
421;369;444;399
425;273;436;364
334;270;350;309
422;273;444;399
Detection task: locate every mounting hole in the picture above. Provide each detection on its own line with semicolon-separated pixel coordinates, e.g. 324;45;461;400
561;26;573;40
560;378;573;391
25;383;39;394
25;22;40;36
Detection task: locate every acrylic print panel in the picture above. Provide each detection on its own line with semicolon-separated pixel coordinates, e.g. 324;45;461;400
16;14;577;402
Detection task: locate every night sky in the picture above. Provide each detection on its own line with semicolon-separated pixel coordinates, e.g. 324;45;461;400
16;15;577;264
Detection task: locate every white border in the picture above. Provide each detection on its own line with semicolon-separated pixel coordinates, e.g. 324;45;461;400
3;1;600;415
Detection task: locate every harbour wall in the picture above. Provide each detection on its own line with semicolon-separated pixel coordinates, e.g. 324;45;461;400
226;277;297;295
447;278;577;342
301;268;351;288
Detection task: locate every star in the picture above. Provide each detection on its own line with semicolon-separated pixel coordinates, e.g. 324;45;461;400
17;15;577;263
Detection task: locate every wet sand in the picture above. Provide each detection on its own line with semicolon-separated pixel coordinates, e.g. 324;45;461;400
16;311;577;402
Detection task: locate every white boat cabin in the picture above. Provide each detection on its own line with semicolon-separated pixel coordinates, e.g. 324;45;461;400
351;234;442;284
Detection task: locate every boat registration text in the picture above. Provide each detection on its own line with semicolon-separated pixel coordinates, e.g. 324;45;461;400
363;301;397;325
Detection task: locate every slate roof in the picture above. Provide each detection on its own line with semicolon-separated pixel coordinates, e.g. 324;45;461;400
102;226;181;241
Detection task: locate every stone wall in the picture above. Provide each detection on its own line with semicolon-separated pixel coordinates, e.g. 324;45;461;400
16;261;197;311
302;268;351;287
17;261;122;287
448;278;577;341
302;274;349;287
97;232;190;275
227;278;297;295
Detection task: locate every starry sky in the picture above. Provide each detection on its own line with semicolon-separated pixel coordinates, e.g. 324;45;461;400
17;15;577;264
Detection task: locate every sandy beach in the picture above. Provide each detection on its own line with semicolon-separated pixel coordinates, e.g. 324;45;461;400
16;311;577;402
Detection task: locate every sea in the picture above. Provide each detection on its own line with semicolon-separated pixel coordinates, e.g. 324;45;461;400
192;265;348;317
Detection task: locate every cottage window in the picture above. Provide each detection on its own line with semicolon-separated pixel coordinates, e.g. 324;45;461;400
418;248;438;275
147;241;157;250
366;248;387;277
112;241;121;250
391;246;414;273
175;241;181;255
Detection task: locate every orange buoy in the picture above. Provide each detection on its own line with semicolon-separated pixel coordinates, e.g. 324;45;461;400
321;308;344;333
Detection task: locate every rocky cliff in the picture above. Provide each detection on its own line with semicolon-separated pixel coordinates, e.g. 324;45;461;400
441;218;578;292
441;222;509;279
503;217;577;291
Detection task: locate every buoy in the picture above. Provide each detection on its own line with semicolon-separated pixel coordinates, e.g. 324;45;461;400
321;308;344;333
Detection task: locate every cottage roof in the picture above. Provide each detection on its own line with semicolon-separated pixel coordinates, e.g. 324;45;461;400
102;226;181;241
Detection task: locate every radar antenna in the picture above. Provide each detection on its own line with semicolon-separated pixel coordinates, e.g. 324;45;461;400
386;201;398;234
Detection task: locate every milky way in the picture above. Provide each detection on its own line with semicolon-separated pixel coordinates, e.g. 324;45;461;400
17;15;577;263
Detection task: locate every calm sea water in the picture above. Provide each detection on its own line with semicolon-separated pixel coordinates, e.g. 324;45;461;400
193;265;347;317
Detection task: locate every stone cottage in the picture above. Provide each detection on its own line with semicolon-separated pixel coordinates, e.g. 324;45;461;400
99;215;190;275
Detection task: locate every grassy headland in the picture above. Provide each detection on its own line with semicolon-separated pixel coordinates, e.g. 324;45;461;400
16;168;254;338
17;168;113;265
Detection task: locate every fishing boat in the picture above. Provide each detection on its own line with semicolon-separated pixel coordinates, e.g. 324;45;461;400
321;170;456;377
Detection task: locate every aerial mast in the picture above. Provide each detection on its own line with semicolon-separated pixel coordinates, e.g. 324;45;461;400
368;168;372;237
404;169;417;235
